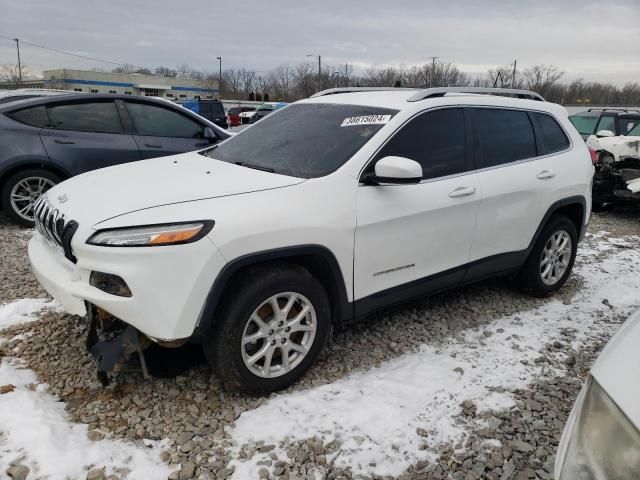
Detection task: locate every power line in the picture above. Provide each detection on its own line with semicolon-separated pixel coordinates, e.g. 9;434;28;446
0;34;141;68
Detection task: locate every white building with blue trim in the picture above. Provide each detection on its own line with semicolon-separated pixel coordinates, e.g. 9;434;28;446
42;69;217;99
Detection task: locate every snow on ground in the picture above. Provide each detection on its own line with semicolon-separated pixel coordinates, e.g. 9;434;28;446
0;298;60;330
228;239;640;478
0;302;174;480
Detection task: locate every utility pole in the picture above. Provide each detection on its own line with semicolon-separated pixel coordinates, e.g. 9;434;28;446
14;38;22;86
216;56;222;98
344;63;349;87
428;56;439;87
306;54;322;92
511;59;517;88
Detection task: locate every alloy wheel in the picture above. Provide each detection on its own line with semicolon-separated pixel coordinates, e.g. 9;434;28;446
241;292;317;378
540;230;572;286
9;176;56;222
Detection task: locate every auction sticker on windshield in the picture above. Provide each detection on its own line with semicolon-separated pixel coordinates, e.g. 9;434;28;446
341;115;392;127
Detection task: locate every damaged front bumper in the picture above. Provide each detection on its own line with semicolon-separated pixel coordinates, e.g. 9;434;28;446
594;156;640;204
85;303;149;386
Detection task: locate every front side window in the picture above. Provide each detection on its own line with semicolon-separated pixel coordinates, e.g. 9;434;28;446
208;103;398;178
375;108;467;179
126;102;204;138
475;108;536;168
47;101;123;134
596;115;615;133
532;112;570;154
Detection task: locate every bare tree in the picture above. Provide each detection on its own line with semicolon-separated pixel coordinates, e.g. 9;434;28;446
523;64;564;96
200;72;219;97
238;68;257;96
0;64;32;84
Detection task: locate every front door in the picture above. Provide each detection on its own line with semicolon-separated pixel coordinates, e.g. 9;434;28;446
40;100;141;175
123;101;213;158
354;108;480;314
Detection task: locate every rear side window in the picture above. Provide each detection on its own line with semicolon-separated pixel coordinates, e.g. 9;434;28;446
532;113;570;154
8;106;50;127
47;102;123;134
475;108;536;168
126;102;203;138
620;117;640;135
376;108;467;179
568;114;599;135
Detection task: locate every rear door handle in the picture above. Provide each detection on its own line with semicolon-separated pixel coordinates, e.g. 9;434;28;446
448;186;476;198
54;139;75;145
536;169;556;180
144;143;162;148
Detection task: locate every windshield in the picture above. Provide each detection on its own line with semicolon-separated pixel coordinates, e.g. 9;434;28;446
207;103;398;178
628;123;640;136
569;113;600;135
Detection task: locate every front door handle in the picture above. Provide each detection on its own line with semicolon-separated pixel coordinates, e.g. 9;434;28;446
144;143;162;148
448;186;476;198
54;139;75;145
536;169;556;180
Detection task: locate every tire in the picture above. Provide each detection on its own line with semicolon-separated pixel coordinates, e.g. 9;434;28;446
204;263;331;393
517;215;578;297
1;169;61;227
591;195;606;212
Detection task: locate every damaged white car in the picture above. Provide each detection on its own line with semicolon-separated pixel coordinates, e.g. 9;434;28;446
28;87;592;392
588;123;640;208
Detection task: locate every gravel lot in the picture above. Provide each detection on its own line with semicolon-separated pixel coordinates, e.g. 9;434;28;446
1;207;639;480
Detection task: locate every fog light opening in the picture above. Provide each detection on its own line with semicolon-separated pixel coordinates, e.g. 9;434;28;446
89;271;132;297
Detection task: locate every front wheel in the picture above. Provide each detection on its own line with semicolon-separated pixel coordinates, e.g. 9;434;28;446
517;215;578;297
1;169;60;226
204;263;331;393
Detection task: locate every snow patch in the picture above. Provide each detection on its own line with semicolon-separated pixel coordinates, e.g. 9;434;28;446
0;298;60;331
0;298;174;479
227;242;640;478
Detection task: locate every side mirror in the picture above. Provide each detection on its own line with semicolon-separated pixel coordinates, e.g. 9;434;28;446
203;127;218;141
596;129;615;138
363;156;422;185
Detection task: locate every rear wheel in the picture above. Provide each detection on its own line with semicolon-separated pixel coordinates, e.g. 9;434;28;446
517;215;578;297
204;263;331;393
1;169;60;226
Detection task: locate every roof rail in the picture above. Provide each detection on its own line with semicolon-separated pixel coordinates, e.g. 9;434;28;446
407;87;545;102
587;108;639;113
310;87;420;98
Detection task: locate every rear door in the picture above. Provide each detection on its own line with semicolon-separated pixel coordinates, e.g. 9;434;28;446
40;100;141;175
123;101;215;158
470;108;570;264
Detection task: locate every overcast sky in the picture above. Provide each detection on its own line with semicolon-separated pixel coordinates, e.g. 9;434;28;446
1;0;639;85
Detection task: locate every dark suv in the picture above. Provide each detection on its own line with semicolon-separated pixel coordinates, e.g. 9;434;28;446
182;99;228;129
0;94;230;225
569;108;640;140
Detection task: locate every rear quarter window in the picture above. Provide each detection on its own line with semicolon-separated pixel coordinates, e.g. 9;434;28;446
7;105;50;128
531;112;570;154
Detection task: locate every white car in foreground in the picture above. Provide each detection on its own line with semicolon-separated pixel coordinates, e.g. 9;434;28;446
28;87;593;392
555;307;640;478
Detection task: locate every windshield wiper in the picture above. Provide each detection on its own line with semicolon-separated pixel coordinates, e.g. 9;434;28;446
234;161;275;173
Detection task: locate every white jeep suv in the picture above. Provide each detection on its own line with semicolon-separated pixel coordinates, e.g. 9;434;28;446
28;87;593;392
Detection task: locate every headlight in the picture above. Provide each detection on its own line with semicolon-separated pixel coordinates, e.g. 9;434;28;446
558;377;640;479
87;221;214;247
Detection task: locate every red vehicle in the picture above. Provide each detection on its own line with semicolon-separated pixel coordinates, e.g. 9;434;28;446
227;106;256;127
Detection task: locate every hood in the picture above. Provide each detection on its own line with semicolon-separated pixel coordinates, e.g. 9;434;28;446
592;135;640;161
44;151;304;225
591;307;640;430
